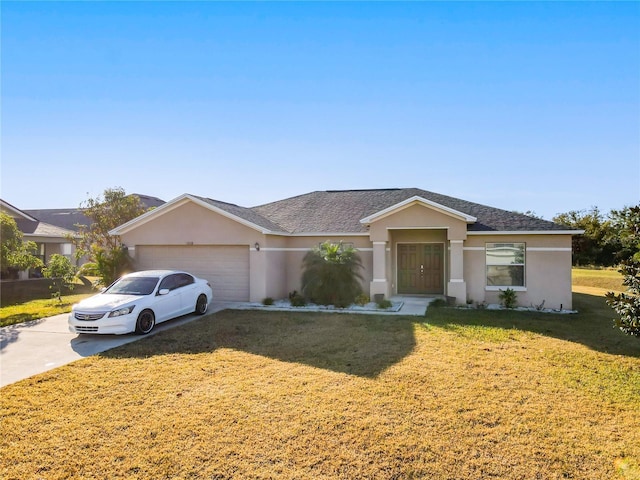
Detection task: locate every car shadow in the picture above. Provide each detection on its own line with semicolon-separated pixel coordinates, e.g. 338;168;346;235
99;310;418;378
69;312;203;356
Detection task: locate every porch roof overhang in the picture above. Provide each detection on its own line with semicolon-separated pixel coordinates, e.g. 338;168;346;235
359;195;477;225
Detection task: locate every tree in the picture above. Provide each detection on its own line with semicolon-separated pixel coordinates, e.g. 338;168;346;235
301;241;364;307
73;187;147;286
606;259;640;337
42;254;77;303
513;210;543;219
605;205;640;337
607;205;640;263
553;207;617;266
0;213;43;278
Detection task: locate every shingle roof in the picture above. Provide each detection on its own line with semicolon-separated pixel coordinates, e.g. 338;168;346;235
251;188;570;234
24;194;165;231
192;196;288;233
15;218;76;237
22;209;89;231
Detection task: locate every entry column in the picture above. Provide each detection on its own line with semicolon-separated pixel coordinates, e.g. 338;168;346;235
370;241;389;298
447;239;467;304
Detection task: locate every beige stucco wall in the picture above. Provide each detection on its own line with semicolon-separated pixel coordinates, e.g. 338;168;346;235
464;234;573;309
119;201;263;246
369;204;468;242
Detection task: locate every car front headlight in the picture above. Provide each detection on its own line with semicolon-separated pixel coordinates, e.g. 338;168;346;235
108;306;136;317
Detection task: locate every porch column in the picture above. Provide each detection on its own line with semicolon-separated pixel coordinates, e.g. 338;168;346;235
369;241;389;298
447;240;467;305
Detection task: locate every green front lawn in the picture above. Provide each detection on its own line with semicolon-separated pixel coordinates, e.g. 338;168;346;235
1;290;638;479
573;266;625;292
0;293;95;327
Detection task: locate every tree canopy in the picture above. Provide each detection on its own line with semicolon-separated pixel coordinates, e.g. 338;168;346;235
553;205;640;267
0;213;43;278
73;187;147;285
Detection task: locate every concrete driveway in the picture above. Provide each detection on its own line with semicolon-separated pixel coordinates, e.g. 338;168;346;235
0;302;235;387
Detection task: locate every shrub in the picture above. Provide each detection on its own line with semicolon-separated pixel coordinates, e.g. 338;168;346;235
301;241;364;308
429;298;448;308
354;294;370;306
499;288;518;309
262;297;274;306
42;254;77;303
290;293;306;307
376;298;393;309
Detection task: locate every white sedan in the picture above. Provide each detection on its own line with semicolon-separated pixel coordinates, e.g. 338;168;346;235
69;270;213;335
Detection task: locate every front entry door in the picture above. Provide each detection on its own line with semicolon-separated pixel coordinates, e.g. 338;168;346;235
397;244;444;294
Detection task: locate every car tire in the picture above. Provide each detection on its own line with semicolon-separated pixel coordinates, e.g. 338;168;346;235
135;310;155;335
195;294;208;315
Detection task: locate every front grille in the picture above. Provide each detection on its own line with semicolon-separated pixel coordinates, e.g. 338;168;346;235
75;326;99;333
74;312;106;321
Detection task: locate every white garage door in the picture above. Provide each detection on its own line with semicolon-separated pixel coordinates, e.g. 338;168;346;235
135;245;249;302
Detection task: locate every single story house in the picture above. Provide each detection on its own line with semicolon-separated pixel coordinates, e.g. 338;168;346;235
1;199;77;279
110;188;582;309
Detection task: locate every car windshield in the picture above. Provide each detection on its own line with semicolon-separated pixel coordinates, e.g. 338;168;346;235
105;277;159;296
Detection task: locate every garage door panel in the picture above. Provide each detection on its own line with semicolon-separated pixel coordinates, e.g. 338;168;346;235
136;246;249;302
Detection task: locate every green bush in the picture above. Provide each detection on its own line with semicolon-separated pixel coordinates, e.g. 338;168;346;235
290;294;306;307
376;298;393;309
354;294;370;306
262;297;274;306
301;241;363;308
429;298;448;308
42;254;77;303
499;288;518;309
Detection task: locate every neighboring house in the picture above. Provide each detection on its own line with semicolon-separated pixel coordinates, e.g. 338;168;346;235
110;188;583;309
1;199;77;279
24;194;165;232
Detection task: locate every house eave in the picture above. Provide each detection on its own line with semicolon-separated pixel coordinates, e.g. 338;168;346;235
467;230;585;235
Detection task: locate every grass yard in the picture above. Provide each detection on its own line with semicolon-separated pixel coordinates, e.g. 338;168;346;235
0;293;95;327
573;266;625;293
1;291;639;479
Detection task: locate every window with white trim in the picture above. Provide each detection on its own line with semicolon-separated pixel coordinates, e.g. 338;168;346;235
486;243;525;287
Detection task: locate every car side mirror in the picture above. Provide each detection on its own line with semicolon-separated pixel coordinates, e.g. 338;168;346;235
158;288;170;296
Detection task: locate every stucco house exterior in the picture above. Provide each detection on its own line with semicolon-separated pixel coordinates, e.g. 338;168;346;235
110;188;582;309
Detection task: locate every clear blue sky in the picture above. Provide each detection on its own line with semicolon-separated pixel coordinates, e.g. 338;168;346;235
2;1;639;220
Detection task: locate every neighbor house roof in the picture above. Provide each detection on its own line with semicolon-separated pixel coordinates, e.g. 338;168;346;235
24;194;165;232
1;199;76;238
251;188;571;234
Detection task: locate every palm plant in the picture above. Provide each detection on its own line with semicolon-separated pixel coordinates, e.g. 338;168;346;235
301;241;364;308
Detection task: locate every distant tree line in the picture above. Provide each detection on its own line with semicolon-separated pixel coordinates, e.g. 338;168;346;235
552;205;640;267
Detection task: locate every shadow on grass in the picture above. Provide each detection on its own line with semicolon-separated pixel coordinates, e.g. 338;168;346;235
99;310;417;378
424;292;639;357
